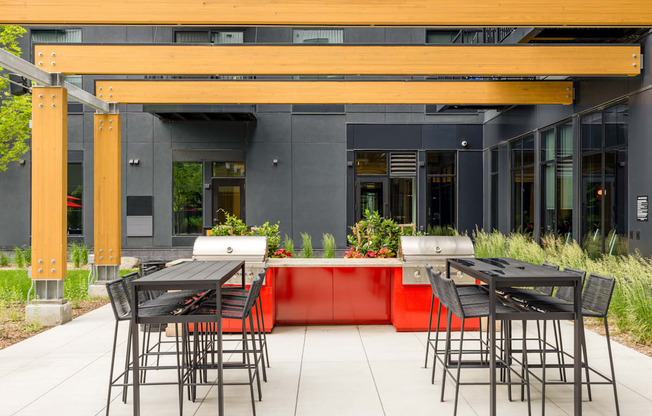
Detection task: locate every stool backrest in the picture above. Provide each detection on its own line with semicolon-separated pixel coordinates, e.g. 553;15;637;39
582;273;615;317
106;279;132;321
555;267;587;302
425;264;439;298
243;275;265;315
433;273;465;319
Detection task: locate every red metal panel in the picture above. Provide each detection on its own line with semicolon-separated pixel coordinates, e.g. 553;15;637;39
390;268;478;332
333;267;391;322
275;267;333;323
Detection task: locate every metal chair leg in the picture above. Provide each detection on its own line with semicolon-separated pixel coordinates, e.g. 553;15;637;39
425;293;435;368
105;321;120;416
440;310;453;402
121;323;132;403
604;318;620;416
242;319;257;416
453;319;465;416
431;301;443;384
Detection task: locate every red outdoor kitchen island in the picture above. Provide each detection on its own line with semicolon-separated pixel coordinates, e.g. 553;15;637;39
215;236;479;332
193;235;477;332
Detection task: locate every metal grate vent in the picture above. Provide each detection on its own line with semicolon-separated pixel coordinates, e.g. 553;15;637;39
390;153;417;176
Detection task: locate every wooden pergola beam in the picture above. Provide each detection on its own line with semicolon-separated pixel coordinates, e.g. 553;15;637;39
95;80;574;105
36;44;641;77
3;0;652;26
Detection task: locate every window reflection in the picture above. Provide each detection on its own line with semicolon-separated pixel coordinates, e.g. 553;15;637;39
67;163;83;235
173;162;203;235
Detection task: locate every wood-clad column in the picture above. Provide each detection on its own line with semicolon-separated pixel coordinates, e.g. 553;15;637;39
94;114;121;268
31;87;68;280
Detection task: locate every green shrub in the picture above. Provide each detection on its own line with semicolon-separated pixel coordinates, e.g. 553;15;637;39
13;247;24;268
427;224;458;236
299;233;313;258
210;209;249;236
80;244;88;265
322;233;336;258
69;242;81;268
346;209;411;257
282;234;294;254
253;221;281;255
22;246;31;265
0;252;9;267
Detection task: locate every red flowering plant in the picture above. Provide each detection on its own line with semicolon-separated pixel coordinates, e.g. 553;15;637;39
343;247;363;258
271;249;292;258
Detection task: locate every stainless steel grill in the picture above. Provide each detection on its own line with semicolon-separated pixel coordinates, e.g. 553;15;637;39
399;236;475;285
192;236;268;284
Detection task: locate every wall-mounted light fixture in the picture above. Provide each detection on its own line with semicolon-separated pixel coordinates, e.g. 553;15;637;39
272;159;279;166
19;160;26;166
128;159;140;165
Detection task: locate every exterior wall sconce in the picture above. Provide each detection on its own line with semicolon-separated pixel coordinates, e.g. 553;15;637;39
128;159;140;165
19;160;26;166
272;159;279;166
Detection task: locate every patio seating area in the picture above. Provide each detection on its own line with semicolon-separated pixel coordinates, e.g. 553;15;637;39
1;303;651;416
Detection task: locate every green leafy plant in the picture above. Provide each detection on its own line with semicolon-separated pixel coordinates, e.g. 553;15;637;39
346;210;413;258
253;221;281;255
0;252;8;267
13;247;24;268
282;234;294;254
322;233;336;258
299;233;313;258
0;26;31;173
211;209;250;236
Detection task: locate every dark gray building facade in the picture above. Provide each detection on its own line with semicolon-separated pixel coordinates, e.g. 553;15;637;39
1;26;651;257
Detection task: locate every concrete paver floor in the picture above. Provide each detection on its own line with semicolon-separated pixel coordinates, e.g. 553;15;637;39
1;304;651;416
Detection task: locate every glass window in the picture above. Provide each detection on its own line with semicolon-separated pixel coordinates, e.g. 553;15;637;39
212;31;244;44
67;163;83;235
557;123;573;159
356;152;387;175
427;151;455;175
511;135;535;233
213;162;245;177
541;129;555;162
580;104;628;255
490;148;499;231
604;104;628;148
581;112;602;153
426;30;458;43
294;29;343;44
173;162;203;235
427;151;457;230
390;178;416;224
540;122;574;239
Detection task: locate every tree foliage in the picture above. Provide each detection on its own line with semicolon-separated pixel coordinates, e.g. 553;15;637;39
0;26;31;173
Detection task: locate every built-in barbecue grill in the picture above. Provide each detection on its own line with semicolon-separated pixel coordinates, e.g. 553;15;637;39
399;236;475;285
192;236;268;284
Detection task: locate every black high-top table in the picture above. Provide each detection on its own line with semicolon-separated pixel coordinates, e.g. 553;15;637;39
131;260;245;416
446;257;583;416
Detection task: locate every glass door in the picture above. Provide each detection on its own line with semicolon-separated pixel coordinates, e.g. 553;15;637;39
355;178;388;221
212;178;245;225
